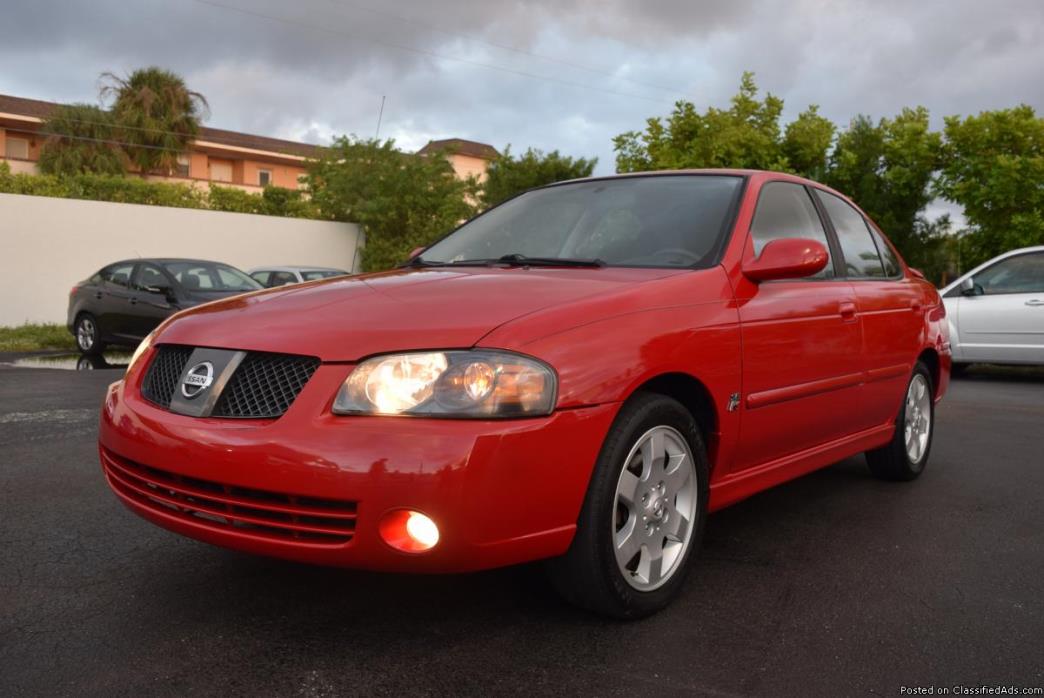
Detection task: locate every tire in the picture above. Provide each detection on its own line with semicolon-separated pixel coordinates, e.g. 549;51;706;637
546;393;709;619
866;361;935;481
74;313;106;355
950;362;969;377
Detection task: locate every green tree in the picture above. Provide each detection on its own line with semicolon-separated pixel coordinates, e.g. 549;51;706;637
305;137;477;271
101;66;208;174
481;146;597;207
782;105;835;180
613;72;833;174
825;107;942;270
38;103;127;176
936;105;1044;268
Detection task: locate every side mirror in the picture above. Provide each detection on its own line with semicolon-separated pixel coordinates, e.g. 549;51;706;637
145;284;175;299
960;277;981;296
408;246;426;260
743;238;829;282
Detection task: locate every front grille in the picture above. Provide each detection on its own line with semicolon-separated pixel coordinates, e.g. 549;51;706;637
139;346;319;419
213;353;320;418
101;448;357;545
141;345;193;407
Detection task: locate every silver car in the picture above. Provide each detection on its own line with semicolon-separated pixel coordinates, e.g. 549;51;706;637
940;246;1044;368
248;265;350;288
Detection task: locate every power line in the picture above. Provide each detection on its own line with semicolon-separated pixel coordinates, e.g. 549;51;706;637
326;0;687;98
185;0;672;105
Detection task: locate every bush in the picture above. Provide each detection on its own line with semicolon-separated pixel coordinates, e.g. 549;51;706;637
0;162;317;218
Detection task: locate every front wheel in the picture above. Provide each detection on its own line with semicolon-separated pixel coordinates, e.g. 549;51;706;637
866;361;935;481
546;393;709;619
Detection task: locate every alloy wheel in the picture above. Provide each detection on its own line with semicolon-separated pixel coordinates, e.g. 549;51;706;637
904;374;932;464
612;425;699;591
77;318;96;352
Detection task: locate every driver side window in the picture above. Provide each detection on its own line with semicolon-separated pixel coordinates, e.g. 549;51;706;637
973;253;1044;295
133;264;169;293
750;182;834;279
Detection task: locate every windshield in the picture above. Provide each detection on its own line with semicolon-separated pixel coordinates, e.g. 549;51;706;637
163;261;262;292
421;175;743;268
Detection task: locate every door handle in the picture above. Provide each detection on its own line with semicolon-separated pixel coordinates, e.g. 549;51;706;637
94;292;103;300
129;297;138;305
1026;299;1044;307
839;301;857;321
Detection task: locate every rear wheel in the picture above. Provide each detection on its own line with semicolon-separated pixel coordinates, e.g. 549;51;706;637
75;313;105;355
866;362;935;481
546;393;709;619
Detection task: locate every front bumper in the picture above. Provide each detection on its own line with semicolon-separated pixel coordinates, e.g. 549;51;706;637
98;359;618;573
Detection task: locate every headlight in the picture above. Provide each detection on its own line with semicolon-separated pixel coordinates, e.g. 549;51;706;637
125;331;155;376
332;350;557;418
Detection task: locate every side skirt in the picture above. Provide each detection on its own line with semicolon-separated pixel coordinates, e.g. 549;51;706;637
708;423;894;512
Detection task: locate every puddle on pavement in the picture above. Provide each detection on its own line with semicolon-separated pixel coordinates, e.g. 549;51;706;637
8;352;132;371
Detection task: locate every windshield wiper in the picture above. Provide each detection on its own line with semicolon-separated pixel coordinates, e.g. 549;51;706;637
401;256;495;268
494;254;606;268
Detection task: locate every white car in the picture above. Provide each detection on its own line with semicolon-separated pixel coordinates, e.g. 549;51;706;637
248;265;349;288
940;246;1044;368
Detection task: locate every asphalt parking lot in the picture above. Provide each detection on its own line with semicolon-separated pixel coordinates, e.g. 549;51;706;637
1;359;1042;696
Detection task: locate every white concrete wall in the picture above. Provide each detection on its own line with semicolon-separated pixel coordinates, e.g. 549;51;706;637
0;192;363;326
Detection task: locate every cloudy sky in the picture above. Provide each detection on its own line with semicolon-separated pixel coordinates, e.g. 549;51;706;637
3;0;1042;186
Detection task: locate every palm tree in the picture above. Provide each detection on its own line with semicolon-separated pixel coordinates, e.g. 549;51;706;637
38;103;127;176
101;67;208;174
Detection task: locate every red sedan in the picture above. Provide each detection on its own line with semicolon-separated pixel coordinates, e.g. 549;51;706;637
99;170;950;618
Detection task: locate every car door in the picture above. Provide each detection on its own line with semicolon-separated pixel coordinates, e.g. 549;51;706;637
97;262;138;341
952;251;1044;364
733;181;864;470
128;263;179;338
813;189;925;430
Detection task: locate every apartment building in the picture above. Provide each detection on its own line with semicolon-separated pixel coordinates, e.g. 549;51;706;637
0;94;319;192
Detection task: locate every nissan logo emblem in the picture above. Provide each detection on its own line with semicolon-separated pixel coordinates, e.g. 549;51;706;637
181;361;215;399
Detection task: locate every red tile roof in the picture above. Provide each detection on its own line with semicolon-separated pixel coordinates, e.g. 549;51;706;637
417;138;499;160
0;93;323;159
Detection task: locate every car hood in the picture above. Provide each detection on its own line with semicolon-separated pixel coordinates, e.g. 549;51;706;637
155;266;683;361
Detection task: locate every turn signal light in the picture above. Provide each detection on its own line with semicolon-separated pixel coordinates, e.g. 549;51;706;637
379;509;440;553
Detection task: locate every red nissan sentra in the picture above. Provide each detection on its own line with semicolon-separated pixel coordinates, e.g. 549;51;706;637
99;170;950;618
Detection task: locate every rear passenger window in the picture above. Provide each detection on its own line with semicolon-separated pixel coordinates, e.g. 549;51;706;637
101;263;135;288
817;191;886;278
867;226;901;277
750;182;834;279
251;271;271;286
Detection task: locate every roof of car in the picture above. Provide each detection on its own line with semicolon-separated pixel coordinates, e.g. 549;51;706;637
248;266;349;273
107;258;234;266
545;168;810;188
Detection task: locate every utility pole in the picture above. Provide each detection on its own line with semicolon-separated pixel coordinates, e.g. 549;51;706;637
375;95;386;140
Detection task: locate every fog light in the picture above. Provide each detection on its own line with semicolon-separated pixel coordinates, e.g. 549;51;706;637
379;509;440;553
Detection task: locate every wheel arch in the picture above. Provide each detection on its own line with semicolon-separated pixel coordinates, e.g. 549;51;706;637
628;372;721;472
917;347;940;394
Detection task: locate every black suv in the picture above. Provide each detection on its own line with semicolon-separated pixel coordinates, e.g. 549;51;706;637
68;258;262;354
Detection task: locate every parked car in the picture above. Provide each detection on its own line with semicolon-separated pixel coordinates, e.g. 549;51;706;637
68;258;262;354
98;171;950;618
940;246;1044;369
249;266;350;288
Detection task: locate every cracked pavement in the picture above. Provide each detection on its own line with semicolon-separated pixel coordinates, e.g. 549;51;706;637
1;362;1042;696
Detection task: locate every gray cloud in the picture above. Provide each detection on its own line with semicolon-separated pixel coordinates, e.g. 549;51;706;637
1;0;1042;176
